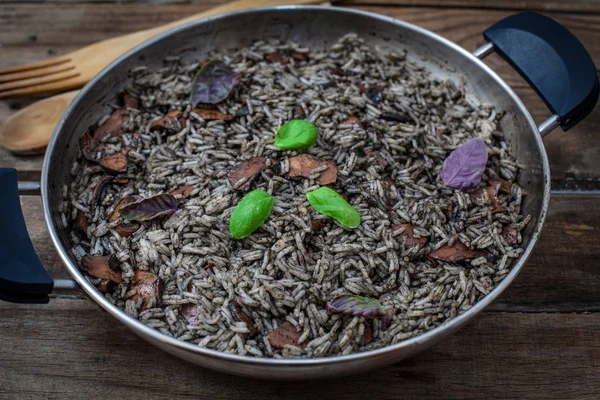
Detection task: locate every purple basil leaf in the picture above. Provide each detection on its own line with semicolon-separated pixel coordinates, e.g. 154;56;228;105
191;60;239;105
440;138;488;192
119;194;177;222
327;295;386;317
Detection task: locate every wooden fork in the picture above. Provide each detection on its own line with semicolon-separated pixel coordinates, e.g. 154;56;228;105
0;0;329;99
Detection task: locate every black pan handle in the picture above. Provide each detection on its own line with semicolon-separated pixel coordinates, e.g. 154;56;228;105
475;12;599;133
0;168;54;303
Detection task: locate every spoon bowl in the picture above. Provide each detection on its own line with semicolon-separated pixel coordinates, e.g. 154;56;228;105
0;91;78;155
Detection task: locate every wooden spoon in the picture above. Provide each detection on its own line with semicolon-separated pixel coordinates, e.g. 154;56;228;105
0;90;79;155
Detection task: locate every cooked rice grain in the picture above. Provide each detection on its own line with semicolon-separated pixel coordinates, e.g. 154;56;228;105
64;34;529;358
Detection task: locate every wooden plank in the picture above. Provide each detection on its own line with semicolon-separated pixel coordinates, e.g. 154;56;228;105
15;190;600;311
4;0;600;14
2;4;600;62
489;194;600;312
0;300;599;399
1;5;600;179
0;149;44;180
347;0;600;13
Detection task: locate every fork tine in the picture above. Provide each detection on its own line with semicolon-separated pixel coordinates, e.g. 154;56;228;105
0;56;71;75
0;63;76;83
0;70;80;93
0;76;84;98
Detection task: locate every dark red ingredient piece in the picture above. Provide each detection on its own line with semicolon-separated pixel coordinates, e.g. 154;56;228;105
364;149;388;168
123;93;139;109
311;218;328;231
426;254;439;268
331;68;345;77
193;108;234;121
287;154;337;185
444;201;454;221
181;303;200;325
94;110;125;141
229;157;269;190
81;255;122;283
290;51;307;62
393;224;428;250
435;128;448;136
428;242;483;263
486;185;504;214
131;132;142;147
109;197;131;222
489;179;513;194
265;52;290;64
97;279;116;294
382;307;395;328
170;185;194;199
381;111;412;123
99;153;128;174
473;184;504;214
91;176;114;214
265;50;306;64
79;132;104;162
340;116;361;127
130;270;162;310
229;301;258;335
293;105;306;120
74;210;89;237
266;321;305;349
359;84;382;93
151;110;184;133
501;226;519;245
362;322;374;346
114;223;140;238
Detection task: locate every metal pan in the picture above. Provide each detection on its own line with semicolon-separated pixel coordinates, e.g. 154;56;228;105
0;6;597;379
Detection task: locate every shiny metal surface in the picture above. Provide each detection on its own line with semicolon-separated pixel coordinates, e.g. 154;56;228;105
538;115;561;137
472;42;495;59
42;6;550;379
53;279;79;291
17;181;41;196
51;279;82;297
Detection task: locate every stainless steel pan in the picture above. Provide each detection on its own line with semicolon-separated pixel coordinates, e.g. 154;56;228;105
1;6;597;379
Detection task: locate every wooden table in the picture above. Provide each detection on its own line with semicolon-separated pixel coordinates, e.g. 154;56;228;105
1;1;599;398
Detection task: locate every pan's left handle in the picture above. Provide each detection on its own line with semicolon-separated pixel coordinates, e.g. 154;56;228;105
0;168;79;303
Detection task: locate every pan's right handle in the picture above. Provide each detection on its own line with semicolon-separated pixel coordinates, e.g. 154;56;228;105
473;12;599;135
0;168;54;303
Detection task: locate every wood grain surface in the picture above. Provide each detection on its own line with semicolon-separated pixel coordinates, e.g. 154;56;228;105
1;1;599;399
1;302;599;399
6;0;600;13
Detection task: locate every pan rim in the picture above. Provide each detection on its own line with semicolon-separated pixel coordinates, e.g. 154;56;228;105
42;5;551;369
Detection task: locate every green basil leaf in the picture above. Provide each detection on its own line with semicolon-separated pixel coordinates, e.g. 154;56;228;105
306;186;360;228
229;190;274;239
274;120;318;150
